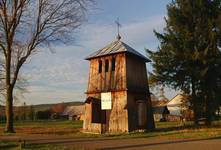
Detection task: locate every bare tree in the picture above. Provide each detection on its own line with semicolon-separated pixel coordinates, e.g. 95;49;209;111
0;0;92;133
0;51;5;103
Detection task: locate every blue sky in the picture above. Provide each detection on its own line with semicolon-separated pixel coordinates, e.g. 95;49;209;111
21;0;175;105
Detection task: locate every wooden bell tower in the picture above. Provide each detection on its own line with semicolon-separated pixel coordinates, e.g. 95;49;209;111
83;36;155;133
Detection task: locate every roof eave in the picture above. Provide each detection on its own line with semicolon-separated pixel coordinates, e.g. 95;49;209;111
85;52;151;62
85;51;126;60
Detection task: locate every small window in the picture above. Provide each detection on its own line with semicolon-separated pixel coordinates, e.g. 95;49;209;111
111;58;115;71
98;60;102;73
105;59;109;72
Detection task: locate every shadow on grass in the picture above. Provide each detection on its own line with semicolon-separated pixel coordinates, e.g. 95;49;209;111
155;123;221;132
4;134;221;150
102;122;221;139
100;136;221;150
1;121;221;150
2;136;221;150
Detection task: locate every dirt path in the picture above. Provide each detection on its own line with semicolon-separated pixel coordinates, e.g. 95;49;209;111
1;135;221;150
62;137;221;150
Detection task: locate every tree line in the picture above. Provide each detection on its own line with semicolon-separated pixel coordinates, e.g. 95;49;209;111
0;103;67;123
0;0;93;132
148;0;221;125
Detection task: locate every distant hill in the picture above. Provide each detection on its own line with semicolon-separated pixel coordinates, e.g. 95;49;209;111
0;101;84;112
33;101;84;111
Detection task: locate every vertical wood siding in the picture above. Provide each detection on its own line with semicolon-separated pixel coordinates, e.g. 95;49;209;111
87;53;126;93
84;52;150;133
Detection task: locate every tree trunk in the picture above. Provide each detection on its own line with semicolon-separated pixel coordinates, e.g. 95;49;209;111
146;93;155;130
205;93;212;126
146;76;155;130
204;76;213;126
191;79;199;126
4;38;15;133
5;86;15;133
192;98;199;125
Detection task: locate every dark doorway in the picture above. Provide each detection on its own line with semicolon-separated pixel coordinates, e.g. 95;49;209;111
101;110;111;133
136;100;147;129
89;98;105;124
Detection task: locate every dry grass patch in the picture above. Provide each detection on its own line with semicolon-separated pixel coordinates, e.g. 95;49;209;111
0;120;83;136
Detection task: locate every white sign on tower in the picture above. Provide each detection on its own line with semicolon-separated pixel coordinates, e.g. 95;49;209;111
101;92;112;110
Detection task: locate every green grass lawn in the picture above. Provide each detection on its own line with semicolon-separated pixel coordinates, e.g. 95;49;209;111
0;120;85;149
0;120;82;128
0;141;17;149
0;142;82;150
1;120;221;149
1;120;221;138
0;120;83;136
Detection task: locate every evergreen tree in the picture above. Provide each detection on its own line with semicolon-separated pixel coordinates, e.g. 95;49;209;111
148;0;221;125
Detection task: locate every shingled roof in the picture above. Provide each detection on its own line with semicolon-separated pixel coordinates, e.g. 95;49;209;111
85;40;150;62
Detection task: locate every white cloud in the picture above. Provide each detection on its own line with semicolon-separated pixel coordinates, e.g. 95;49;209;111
20;15;168;105
79;15;165;52
23;85;84;105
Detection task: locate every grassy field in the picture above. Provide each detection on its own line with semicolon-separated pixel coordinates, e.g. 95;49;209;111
1;120;221;149
0;120;83;136
1;120;221;138
0;141;80;150
0;121;85;149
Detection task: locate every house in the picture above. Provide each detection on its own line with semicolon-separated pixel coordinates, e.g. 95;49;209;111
62;105;85;121
83;35;155;133
50;103;67;119
167;94;193;121
151;94;170;122
152;106;170;122
167;94;188;116
151;98;169;107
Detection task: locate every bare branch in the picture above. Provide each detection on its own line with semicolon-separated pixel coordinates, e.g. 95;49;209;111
0;0;93;131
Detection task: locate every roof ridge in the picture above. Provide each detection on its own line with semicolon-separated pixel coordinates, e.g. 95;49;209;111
85;40;150;62
121;42;149;60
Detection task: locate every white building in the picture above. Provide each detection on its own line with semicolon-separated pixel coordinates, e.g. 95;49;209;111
167;94;188;116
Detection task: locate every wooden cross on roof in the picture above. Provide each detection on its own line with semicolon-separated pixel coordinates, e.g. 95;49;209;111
115;18;122;40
